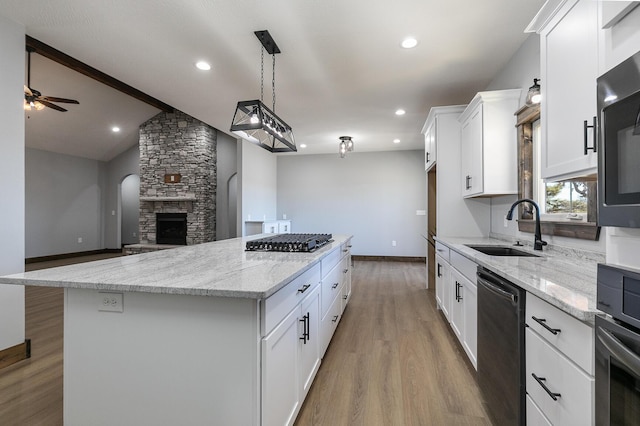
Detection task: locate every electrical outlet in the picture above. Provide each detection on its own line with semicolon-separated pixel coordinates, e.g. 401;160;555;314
132;232;137;237
283;213;287;219
98;292;124;313
392;240;397;247
77;237;83;243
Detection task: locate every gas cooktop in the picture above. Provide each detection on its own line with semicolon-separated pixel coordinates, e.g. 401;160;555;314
245;233;333;253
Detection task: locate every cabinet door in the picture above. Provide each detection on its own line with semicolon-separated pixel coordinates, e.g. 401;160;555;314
340;256;351;312
424;120;436;171
449;268;465;341
278;220;291;234
435;255;451;321
541;0;598;179
461;104;483;197
462;277;478;370
262;308;300;426
298;286;321;400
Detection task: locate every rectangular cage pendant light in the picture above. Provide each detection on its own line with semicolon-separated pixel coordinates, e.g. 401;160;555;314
230;30;297;153
230;99;296;152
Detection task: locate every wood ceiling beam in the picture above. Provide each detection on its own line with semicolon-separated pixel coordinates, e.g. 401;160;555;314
26;35;174;113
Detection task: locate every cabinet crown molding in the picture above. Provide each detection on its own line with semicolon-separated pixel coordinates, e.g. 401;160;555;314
458;89;522;124
422;105;467;134
525;0;572;33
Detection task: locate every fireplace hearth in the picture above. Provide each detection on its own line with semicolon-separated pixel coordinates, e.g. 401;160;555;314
156;213;187;245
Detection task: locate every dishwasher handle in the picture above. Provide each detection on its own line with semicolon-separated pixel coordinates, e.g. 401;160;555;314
477;274;518;306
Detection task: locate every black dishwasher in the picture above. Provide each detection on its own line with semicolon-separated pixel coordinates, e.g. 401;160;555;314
477;267;526;426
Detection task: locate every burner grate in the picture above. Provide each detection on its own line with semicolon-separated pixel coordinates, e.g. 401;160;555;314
246;233;333;252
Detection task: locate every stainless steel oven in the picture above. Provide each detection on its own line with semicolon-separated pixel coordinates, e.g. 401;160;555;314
596;263;640;425
597;49;640;228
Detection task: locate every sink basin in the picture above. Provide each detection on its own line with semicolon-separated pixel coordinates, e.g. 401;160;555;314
465;245;540;257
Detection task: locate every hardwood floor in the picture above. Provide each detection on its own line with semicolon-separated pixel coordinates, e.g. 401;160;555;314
295;261;491;426
0;258;490;426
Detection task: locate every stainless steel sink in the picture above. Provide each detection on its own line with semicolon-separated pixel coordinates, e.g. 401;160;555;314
465;245;540;257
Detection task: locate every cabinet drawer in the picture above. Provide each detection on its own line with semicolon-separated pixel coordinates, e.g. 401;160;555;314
450;250;477;283
262;264;321;336
340;240;352;258
435;241;450;262
321;263;343;318
526;328;594;426
320;295;342;358
321;247;341;279
526;395;552;426
526;293;594;374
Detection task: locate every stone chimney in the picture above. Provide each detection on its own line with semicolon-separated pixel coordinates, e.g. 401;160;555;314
138;110;217;245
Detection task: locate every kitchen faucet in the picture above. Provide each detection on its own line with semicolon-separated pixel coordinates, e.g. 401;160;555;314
506;198;547;251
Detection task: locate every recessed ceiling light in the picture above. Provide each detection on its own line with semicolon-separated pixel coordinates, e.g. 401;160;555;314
395;109;406;116
401;38;418;49
393;139;401;144
111;126;120;133
195;61;211;71
300;144;307;148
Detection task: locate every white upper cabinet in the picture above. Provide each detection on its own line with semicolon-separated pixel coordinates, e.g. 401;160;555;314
534;0;599;180
598;2;640;73
422;119;436;171
458;89;521;198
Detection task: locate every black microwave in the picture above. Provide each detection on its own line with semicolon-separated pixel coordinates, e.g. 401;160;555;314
597;50;640;228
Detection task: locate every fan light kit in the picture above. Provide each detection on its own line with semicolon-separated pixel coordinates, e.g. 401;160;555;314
339;136;354;158
230;30;296;153
24;47;79;112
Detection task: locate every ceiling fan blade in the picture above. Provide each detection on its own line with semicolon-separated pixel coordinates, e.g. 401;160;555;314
24;85;33;96
38;100;68;112
42;96;79;104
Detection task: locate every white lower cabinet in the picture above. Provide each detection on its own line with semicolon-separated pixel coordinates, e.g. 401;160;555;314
525;293;594;426
262;284;320;426
434;243;478;369
435;253;451;320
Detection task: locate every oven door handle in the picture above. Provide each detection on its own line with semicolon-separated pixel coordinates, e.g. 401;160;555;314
597;325;640;377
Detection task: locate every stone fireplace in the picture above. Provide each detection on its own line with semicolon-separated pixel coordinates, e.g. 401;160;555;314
138;110;217;246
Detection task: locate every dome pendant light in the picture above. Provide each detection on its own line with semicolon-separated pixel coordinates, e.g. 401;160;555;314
230;30;296;153
525;78;541;106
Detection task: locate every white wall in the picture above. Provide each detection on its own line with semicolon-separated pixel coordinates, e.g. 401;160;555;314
277;150;426;257
0;15;26;351
25;148;107;258
240;140;277;235
485;34;605;253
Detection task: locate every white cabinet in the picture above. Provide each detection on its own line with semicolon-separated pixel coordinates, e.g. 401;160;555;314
435;253;451;320
422;117;436;171
434;243;478;369
525;293;595;426
536;0;599;180
278;220;291;234
598;2;640;73
262;264;322;426
245;219;292;236
458;89;521;198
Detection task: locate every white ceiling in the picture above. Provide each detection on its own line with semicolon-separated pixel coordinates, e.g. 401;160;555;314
1;0;545;161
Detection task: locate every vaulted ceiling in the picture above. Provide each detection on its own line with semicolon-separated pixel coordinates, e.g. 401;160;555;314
1;0;545;161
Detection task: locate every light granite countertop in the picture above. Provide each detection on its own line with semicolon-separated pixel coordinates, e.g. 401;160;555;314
0;234;352;299
435;236;603;325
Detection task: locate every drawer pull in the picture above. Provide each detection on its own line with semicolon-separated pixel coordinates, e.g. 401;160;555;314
455;282;463;302
437;263;442;278
332;282;339;289
297;284;311;294
531;316;561;335
299;313;310;344
332;315;339;323
343;269;349;274
531;373;561;401
343;295;348;300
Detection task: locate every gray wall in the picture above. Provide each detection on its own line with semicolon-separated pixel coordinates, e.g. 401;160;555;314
0;14;26;351
104;144;139;249
240;140;277;235
277;150;426;257
25;148;106;258
484;34;605;253
216;132;238;240
121;174;140;245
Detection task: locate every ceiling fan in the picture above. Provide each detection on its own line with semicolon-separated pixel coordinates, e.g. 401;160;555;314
24;47;79;112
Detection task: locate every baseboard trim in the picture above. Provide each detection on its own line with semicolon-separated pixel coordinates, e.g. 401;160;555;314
25;249;122;264
352;255;426;263
0;339;31;370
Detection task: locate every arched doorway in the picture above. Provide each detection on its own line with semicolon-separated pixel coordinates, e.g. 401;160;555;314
120;174;140;246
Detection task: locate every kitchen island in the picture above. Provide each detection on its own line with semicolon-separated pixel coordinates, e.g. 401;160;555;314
0;234;353;426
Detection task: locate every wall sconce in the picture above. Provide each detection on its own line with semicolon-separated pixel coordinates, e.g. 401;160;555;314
525;78;541;106
339;136;354;158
